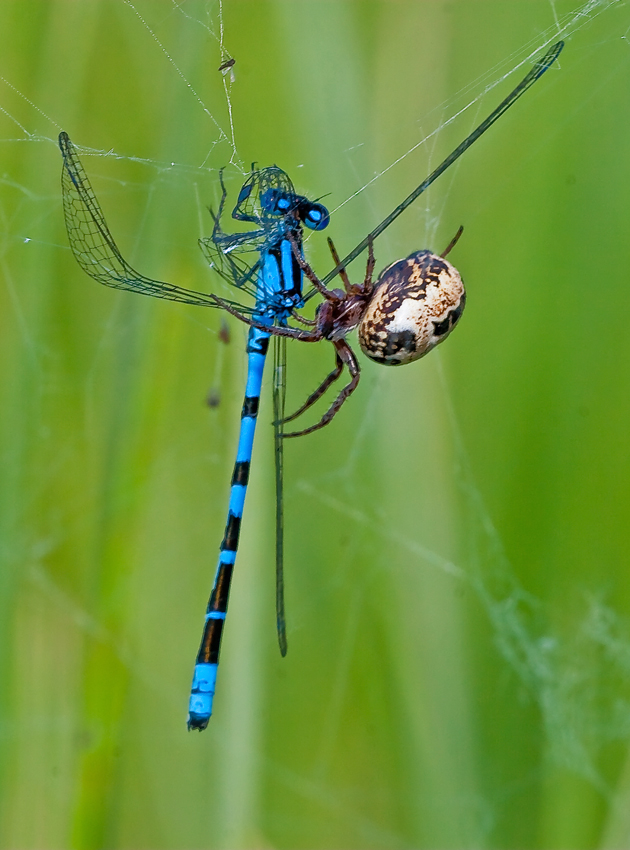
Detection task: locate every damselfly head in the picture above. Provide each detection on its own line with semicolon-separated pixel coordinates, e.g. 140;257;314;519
358;250;465;366
299;201;330;231
259;188;330;231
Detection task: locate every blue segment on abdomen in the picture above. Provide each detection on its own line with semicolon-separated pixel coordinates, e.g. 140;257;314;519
228;483;247;519
188;662;218;723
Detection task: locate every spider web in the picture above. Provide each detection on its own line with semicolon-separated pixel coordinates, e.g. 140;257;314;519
2;0;630;847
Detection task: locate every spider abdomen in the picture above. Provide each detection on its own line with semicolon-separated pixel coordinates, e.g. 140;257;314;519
358;249;465;366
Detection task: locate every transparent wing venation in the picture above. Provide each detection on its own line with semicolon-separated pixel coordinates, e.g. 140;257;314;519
197;165;299;298
59;132;255;313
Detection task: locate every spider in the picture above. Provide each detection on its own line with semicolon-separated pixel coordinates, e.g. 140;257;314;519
211;225;465;437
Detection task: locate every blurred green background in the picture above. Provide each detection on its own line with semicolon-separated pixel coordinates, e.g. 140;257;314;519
2;1;630;847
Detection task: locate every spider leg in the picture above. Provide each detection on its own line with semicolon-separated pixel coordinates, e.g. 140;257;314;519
326;238;352;292
210;295;321;341
290;310;317;327
365;235;375;287
289;234;339;300
283;339;360;438
327;234;375;294
441;225;464;258
281;350;344;425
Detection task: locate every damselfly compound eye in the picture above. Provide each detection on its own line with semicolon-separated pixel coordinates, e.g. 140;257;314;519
358;250;465;366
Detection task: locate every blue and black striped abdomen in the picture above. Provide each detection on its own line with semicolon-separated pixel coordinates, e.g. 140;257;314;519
188;166;330;731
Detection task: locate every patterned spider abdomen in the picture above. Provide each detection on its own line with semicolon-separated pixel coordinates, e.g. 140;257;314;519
358;250;465;366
